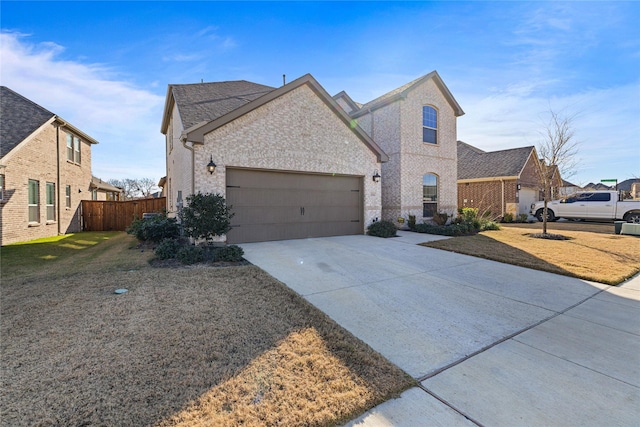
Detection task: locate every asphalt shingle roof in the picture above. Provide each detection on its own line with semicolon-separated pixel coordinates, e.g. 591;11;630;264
170;81;276;130
458;140;535;180
1;86;55;158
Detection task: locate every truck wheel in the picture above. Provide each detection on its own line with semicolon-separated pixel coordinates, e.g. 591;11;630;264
624;212;640;224
535;209;556;222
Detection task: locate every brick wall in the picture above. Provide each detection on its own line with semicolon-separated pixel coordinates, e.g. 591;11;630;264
457;179;518;219
195;84;382;237
165;103;193;216
1;123;93;245
356;77;459;225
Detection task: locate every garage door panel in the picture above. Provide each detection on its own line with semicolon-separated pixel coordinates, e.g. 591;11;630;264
226;169;363;244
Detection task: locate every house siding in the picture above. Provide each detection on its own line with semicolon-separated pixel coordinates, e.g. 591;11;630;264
458;179;518;219
165;102;193;215
1;124;93;245
196;84;382;234
356;77;458;225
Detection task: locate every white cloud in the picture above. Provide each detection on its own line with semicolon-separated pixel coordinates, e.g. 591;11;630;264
457;83;640;185
0;32;166;180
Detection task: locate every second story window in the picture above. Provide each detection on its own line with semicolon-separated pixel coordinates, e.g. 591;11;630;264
67;133;82;164
422;106;438;144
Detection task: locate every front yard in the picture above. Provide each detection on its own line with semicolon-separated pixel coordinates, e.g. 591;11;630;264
421;226;640;285
1;233;413;426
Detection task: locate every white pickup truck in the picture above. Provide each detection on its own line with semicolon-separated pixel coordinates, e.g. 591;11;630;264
531;190;640;223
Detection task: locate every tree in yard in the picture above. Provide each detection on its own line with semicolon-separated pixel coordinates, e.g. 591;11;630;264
107;178;159;200
179;193;234;243
536;108;580;235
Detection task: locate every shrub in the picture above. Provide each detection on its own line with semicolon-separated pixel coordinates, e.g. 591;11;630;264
517;213;529;223
180;193;234;243
460;207;479;223
367;220;397;238
502;213;514;223
432;212;449;226
414;222;474;236
479;220;501;231
126;215;180;243
154;238;182;260
176;245;204;265
408;215;416;231
215;245;245;262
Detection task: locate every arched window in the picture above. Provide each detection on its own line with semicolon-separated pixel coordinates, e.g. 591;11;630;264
422;106;437;144
423;173;438;217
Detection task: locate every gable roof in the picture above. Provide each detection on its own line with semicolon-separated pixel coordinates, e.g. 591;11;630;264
1;86;56;158
1;86;99;159
180;73;389;163
332;90;362;113
161;80;276;134
350;71;465;119
90;176;123;193
458;140;536;180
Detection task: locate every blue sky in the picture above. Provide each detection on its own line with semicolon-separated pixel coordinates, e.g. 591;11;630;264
1;1;639;187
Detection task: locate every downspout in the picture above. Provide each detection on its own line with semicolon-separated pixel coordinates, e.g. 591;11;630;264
56;123;62;235
181;136;195;195
501;179;505;217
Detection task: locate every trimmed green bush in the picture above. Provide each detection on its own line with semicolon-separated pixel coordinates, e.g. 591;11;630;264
215;245;244;262
154;238;182;260
502;213;514;223
517;213;529;223
367;220;397;238
180;193;233;243
480;220;501;231
126;215;180;243
176;245;204;265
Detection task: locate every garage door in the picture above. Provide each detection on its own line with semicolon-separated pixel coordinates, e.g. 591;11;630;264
226;169;363;243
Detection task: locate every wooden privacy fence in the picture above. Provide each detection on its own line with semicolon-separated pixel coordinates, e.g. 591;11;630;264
82;198;166;231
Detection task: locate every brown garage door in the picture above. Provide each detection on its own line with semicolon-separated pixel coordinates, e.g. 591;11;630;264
226;169;363;243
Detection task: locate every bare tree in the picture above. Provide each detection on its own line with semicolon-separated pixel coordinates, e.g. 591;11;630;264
107;178;158;200
536;109;580;235
136;178;158;198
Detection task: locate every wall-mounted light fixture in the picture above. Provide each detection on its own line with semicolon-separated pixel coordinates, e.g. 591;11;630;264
207;156;217;174
372;170;381;183
517;184;521;190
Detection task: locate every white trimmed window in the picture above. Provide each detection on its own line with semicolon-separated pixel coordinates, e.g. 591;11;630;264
422;173;438;217
28;179;39;222
46;182;56;221
67;133;81;163
65;185;71;208
422;106;438;144
0;174;5;202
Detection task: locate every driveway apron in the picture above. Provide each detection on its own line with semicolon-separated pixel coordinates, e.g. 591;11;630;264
241;232;640;426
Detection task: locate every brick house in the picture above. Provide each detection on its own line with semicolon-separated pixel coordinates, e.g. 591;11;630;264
0;86;98;245
336;71;464;227
90;176;123;201
457;141;557;218
161;72;462;243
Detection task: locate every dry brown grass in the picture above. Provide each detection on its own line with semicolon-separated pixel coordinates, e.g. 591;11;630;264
1;233;413;426
421;226;640;285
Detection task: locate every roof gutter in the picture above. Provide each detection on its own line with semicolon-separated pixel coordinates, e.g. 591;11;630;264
458;176;519;184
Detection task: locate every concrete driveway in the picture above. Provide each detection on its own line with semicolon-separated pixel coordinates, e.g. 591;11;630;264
240;231;640;426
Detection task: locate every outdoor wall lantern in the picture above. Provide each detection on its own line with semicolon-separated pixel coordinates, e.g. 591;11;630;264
372;170;381;183
207;156;217;174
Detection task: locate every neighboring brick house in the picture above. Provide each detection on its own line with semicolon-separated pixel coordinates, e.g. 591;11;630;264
90;176;123;201
336;71;465;227
161;74;388;243
0;86;98;245
457;141;557;218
